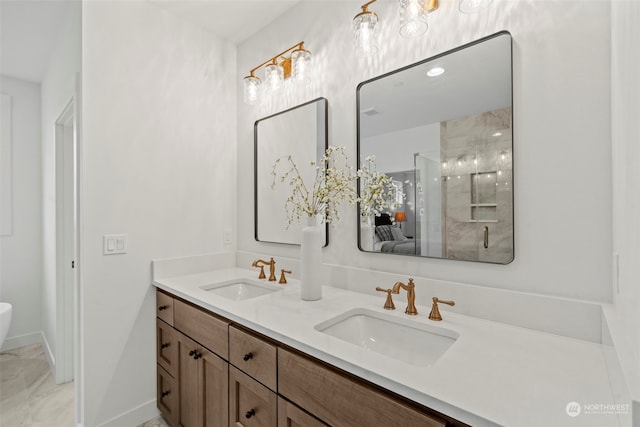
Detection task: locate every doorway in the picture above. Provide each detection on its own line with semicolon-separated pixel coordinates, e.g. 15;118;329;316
54;99;76;386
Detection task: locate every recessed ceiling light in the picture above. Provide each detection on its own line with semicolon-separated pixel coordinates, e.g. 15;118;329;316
427;67;445;77
492;131;502;137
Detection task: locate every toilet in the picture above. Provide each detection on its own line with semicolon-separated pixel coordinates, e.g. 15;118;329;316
0;302;12;349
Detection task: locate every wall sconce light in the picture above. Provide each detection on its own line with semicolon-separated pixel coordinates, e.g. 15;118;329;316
353;0;493;54
399;0;439;38
354;0;380;55
243;41;312;105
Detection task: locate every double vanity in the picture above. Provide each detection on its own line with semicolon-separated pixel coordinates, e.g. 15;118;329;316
152;255;620;427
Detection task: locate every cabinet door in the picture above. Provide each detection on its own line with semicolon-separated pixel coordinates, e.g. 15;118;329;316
157;365;179;427
157;319;178;377
277;397;327;427
177;331;229;427
177;332;199;427
229;366;277;427
202;348;228;427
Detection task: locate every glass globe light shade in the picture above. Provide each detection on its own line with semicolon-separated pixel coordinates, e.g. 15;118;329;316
243;75;261;105
291;48;312;83
353;11;379;55
399;0;429;38
264;63;284;92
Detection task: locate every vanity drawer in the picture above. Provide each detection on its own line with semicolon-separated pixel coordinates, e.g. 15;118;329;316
156;290;174;325
229;325;277;391
229;366;277;427
278;349;447;427
157;365;179;427
156;319;177;377
173;299;229;360
278;397;328;427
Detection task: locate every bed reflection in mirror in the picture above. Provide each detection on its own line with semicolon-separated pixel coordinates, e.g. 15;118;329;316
357;32;513;264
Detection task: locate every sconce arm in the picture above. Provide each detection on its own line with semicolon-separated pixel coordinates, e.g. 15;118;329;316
248;41;306;77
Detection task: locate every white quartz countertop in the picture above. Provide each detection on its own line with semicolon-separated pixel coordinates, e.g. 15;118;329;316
153;267;620;427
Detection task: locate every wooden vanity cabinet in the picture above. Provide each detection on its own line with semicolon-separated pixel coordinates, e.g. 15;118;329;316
155;291;229;427
278;349;448;427
156;289;466;427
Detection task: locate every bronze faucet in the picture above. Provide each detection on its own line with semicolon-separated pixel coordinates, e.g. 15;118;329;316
251;257;277;281
428;297;455;321
391;278;417;315
279;269;292;284
375;287;396;310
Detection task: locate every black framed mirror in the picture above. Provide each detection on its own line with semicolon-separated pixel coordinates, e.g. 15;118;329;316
357;32;513;264
255;98;328;246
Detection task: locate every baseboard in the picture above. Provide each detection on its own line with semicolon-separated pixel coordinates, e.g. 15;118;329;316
0;331;42;352
41;331;56;375
96;399;159;427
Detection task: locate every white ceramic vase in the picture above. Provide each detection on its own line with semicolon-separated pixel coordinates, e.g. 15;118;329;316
300;216;322;301
360;216;374;251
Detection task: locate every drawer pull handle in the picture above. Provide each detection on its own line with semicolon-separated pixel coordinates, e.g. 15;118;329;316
161;390;170;398
193;352;202;360
245;409;255;419
161;342;170;349
243;352;253;361
189;350;196;357
158;305;169;311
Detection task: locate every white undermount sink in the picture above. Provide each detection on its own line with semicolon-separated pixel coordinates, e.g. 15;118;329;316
200;279;282;301
315;308;458;366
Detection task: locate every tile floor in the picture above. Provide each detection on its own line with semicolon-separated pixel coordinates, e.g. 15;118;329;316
137;416;170;427
0;344;74;426
0;343;171;427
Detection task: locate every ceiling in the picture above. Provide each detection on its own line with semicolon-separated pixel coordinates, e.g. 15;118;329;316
148;0;302;45
1;0;77;83
1;0;301;84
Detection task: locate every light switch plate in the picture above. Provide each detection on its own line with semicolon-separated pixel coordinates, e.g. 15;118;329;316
103;234;127;255
223;228;232;245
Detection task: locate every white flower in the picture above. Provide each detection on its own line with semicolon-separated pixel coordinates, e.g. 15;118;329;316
357;156;398;218
271;146;357;226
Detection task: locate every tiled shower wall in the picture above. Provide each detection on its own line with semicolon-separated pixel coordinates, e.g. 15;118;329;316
441;107;513;263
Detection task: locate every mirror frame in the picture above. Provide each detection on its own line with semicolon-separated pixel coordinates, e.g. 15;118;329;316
254;97;329;246
356;31;514;263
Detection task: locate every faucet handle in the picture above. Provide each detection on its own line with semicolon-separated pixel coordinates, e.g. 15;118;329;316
375;287;396;310
428;297;455;321
279;269;292;284
251;260;266;279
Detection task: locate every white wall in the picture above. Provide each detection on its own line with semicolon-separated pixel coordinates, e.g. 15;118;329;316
81;2;236;425
40;0;81;371
361;123;440;173
611;0;640;412
0;76;43;349
237;0;612;303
